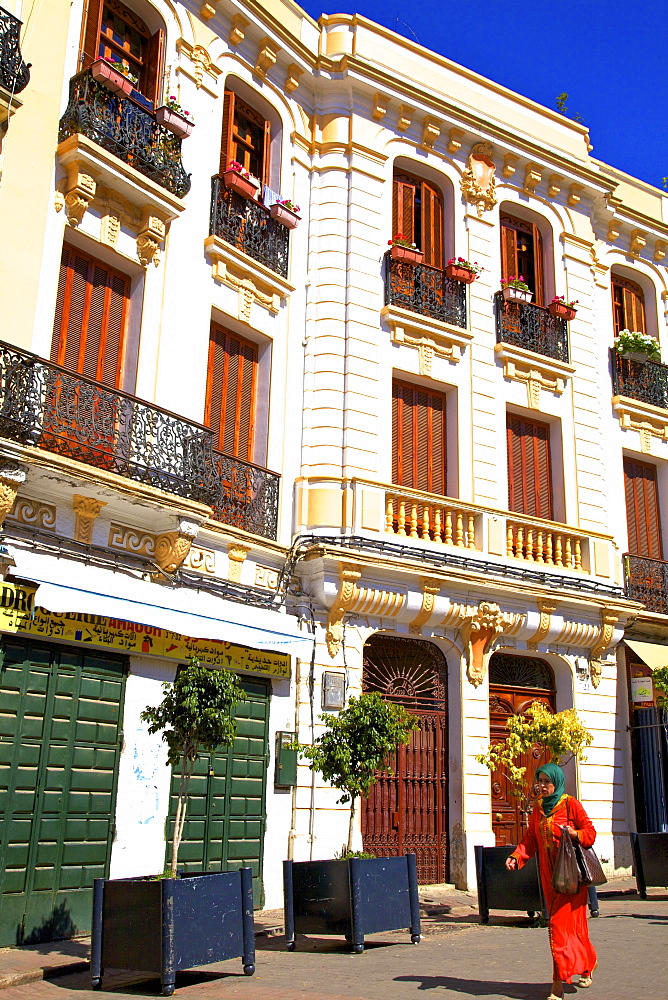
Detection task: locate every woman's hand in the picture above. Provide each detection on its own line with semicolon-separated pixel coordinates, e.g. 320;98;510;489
505;855;518;870
562;825;579;842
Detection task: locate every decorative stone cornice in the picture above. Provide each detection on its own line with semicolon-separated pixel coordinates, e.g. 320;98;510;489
612;395;668;453
382;303;473;373
204;234;295;320
495;342;575;409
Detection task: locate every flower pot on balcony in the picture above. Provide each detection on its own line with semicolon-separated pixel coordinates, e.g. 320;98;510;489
502;286;533;303
390;244;423;263
269;203;300;229
223;170;260;200
548;301;577;321
90;59;134;97
445;263;476;283
155;106;194;138
619;350;651;362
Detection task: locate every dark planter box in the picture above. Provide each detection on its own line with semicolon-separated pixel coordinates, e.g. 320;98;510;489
91;869;255;996
630;832;668;898
475;846;546;923
283;854;420;953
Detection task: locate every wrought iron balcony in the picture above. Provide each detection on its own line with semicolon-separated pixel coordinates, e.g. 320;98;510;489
495;294;569;363
58;70;190;198
0;342;280;540
611;349;668;409
384;253;467;329
0;5;30;95
625;553;668;614
209;175;290;278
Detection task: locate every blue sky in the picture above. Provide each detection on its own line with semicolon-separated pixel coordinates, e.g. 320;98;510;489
300;1;668;190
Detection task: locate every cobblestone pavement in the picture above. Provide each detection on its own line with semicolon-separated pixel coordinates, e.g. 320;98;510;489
0;883;666;1000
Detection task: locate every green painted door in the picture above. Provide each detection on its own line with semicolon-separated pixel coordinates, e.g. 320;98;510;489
0;639;126;946
166;677;270;906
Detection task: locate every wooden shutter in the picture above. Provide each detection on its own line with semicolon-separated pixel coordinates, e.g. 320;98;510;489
421;180;443;268
392;380;446;495
219;90;236;174
79;0;103;70
392;175;416;246
501;216;544;304
51;246;129;388
506;415;553;520
612;277;646;335
501;220;518;281
532;223;544;305
143;28;165;106
262;118;271;188
624;458;662;558
206;325;258;461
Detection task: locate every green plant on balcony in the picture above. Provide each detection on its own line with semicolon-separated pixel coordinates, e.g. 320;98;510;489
615;329;661;362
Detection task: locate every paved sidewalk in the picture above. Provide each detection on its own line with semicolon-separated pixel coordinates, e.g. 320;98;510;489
0;877;662;999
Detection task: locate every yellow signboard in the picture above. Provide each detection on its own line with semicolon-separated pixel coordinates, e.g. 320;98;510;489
0;582;290;678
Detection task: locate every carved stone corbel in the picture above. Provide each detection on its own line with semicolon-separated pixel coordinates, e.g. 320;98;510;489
421;117;440;151
589;608;620;688
629;229;646;259
229;12;249;45
0;461;26;528
607;218;622;243
153;519;199;575
227;543;250;583
136;211;166;267
285;63;303;93
57;163;97;227
460;142;497;217
524;163;542;195
73;494;107;544
326;563;362;658
447;128;465;154
567;183;584;207
461;601;514;687
397;105;412;131
654;240;667;263
409;577;441;632
256;38;279;77
528;599;558;648
502;153;519;178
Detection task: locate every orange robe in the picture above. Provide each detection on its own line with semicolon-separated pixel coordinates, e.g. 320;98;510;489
511;794;597;984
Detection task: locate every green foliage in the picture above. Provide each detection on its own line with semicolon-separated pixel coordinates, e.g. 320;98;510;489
141;659;243;766
333;849;377;860
295;692;418;804
476;703;593;804
556;92;569;114
652;666;668;696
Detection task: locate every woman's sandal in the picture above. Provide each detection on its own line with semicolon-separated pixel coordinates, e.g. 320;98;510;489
579;974;593;988
547;994;563;1000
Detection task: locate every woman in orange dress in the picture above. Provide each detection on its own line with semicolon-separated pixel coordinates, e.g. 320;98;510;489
505;763;597;999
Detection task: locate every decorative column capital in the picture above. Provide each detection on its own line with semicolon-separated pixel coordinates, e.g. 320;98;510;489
0;460;26;528
72;494;107;544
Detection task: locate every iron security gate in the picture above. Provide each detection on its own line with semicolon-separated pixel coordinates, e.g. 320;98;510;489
0;639;126;946
166;677;270;906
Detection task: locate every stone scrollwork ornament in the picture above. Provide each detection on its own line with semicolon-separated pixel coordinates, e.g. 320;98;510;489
460;142;497;218
461;600;515;687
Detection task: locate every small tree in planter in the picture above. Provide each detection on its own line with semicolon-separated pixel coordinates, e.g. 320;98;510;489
284;693;421;953
476;703;593;819
296;691;417;852
141;658;244;875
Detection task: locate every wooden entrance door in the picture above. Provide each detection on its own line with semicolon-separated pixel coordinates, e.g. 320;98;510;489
488;653;555;847
361;635;448;884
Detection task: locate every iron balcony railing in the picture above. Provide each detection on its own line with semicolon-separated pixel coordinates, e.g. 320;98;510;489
494;293;569;363
611;349;668;409
384;253;467;329
0;342;280;540
624;553;668;615
0;5;29;95
58;70;191;198
209;175;290;278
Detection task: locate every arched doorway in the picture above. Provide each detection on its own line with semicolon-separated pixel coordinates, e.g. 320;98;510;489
489;653;555;846
361;634;448;884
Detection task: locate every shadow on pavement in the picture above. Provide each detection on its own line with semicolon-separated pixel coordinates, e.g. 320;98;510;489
44;969;243;994
394;976;577;999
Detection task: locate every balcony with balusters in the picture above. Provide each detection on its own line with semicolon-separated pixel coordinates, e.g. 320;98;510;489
0;4;30;127
0;341;279;540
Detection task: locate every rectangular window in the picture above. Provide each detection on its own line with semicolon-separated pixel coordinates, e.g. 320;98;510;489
500;214;544;304
80;0;164;104
624;457;662;558
220;90;271;186
206;324;258;462
51;244;130;388
612;277;646;336
506;414;553;520
392;380;446;495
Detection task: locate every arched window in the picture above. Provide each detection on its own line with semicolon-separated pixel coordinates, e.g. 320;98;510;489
392;170;444;268
612;275;646;335
500;213;544;304
80;0;164;106
220;91;271;187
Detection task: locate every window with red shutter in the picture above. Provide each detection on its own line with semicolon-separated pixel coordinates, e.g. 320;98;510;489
624;457;662;558
612;276;646;335
392;380;446;495
206;324;258;462
79;0;164;105
219;90;271;186
500;214;544;304
51;245;129;389
392;171;444;268
506;415;553;520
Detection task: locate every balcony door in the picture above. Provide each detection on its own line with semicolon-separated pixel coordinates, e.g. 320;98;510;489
392;380;446;497
624;458;662;559
392;172;443;268
220;90;271;187
506;414;553;521
205;324;258;462
612;276;646;336
80;0;165;105
501;214;544;304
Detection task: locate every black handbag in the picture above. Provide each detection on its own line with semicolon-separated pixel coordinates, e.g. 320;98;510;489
567;798;608;887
